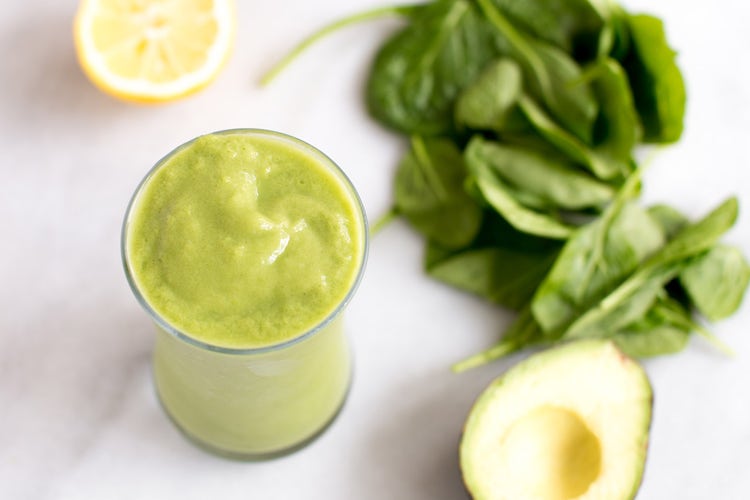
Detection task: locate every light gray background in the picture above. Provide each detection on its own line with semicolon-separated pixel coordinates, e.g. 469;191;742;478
1;0;749;498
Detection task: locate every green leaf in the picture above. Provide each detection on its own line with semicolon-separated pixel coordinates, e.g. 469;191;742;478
564;265;676;339
517;94;618;180
613;298;690;358
473;176;574;240
454;58;527;132
366;0;503;135
531;171;664;333
464;136;615;210
644;197;738;267
487;0;604;56
465;142;575;239
563;197;740;339
590;0;630;60
476;0;598;143
516;58;640;180
614;326;689;359
472;209;565;254
647;204;689;240
425;243;558;310
590;58;641;176
680;245;750;321
622;13;687;143
395;136;482;249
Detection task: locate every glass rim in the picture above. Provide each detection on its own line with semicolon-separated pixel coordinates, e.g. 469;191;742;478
121;128;369;356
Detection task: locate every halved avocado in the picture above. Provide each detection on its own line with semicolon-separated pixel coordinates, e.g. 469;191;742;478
460;340;653;500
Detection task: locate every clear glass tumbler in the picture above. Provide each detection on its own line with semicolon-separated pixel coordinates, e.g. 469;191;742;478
121;129;368;459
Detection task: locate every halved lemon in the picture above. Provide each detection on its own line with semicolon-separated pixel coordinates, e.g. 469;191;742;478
74;0;236;103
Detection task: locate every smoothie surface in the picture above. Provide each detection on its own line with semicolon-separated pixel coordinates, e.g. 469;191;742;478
126;132;365;349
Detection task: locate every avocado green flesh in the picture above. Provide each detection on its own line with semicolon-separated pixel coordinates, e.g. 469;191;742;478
126;132;365;348
460;340;652;500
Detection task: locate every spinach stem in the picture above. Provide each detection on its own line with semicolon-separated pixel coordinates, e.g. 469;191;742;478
475;0;545;84
370;206;399;236
691;324;735;357
260;5;420;86
452;340;518;373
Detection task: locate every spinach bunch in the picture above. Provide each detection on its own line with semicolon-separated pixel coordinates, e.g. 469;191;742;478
263;0;749;367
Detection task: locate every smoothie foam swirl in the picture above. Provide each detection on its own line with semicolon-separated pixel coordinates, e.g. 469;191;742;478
126;132;365;349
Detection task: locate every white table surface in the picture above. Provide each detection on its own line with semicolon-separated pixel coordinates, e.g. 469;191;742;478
2;0;749;498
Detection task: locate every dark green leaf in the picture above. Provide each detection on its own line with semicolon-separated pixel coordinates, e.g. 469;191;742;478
622;14;687;143
425;243;558;310
518;94;619;179
487;0;604;56
476;0;598;143
590;58;641;176
531;171;664;333
472;209;565;255
564;265;676;339
465;136;615;209
590;0;630;60
563;197;740;338
395;136;482;248
516;58;640;180
473;176;573;240
680;245;750;321
366;0;504;135
465;142;575;239
454;58;527;132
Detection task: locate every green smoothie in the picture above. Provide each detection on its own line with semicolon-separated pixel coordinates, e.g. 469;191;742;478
123;130;367;457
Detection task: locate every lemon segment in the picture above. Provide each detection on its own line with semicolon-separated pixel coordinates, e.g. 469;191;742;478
74;0;235;103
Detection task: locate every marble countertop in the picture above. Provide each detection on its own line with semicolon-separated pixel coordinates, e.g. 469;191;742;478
2;0;749;498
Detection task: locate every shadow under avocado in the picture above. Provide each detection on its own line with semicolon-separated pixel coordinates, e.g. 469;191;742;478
351;358;519;500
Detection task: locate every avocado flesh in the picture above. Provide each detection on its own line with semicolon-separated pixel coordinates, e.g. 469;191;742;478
460;340;653;500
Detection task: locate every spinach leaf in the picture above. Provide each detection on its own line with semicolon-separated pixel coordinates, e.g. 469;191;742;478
647;204;689;240
394;136;482;249
680;245;750;321
366;0;503;135
531;171;664;333
622;14;687;143
487;0;604;57
425;243;558;310
590;58;641;176
472;176;574;240
589;0;630;60
518;94;618;179
476;0;598;143
612;297;691;358
614;326;689;358
472;209;565;255
516;58;640;180
465;142;575;239
465;136;615;210
563;263;678;339
563;197;739;338
454;58;527;132
643;197;738;268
